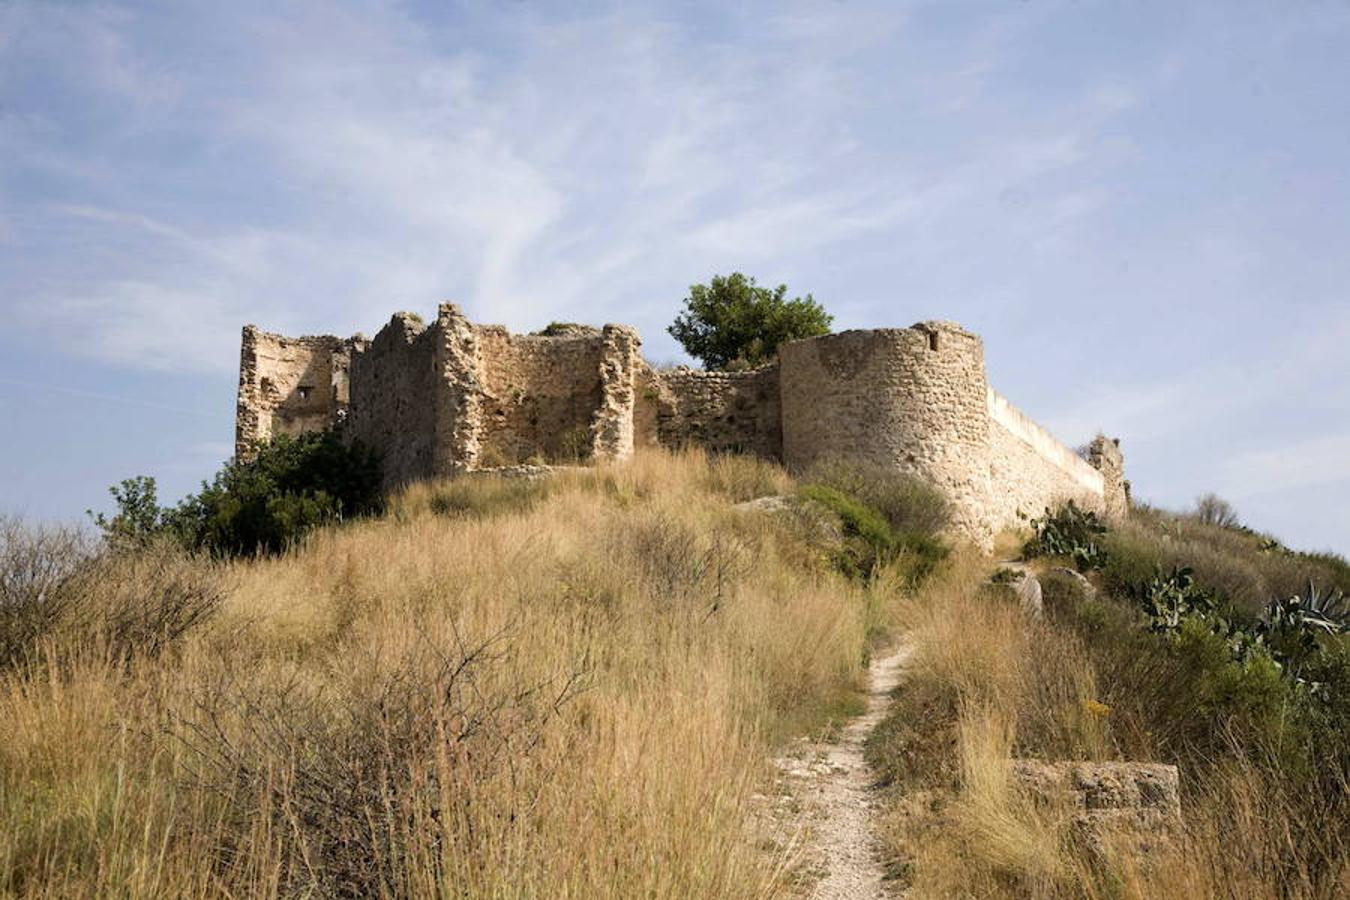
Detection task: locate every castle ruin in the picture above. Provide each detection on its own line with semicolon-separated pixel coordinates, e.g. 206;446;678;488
237;304;1127;546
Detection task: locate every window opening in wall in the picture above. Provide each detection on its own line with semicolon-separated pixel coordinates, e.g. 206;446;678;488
927;331;940;352
297;385;313;400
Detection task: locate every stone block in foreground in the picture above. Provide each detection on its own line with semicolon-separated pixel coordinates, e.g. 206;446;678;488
1011;760;1181;858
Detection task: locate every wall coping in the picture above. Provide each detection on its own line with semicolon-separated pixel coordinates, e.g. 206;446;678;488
987;387;1104;494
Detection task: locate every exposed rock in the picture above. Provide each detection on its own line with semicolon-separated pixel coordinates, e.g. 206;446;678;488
1050;567;1097;601
1039;567;1098;614
1010;760;1181;859
1016;571;1044;618
993;562;1043;618
734;495;794;514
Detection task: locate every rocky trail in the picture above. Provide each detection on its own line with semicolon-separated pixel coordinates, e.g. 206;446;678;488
772;642;913;899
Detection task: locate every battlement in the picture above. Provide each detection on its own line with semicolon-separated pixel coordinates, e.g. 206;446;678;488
236;307;1127;547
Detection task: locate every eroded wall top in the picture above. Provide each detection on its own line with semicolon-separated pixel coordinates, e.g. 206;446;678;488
236;308;1129;542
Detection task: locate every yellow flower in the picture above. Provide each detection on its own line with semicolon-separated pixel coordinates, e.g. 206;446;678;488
1083;698;1112;719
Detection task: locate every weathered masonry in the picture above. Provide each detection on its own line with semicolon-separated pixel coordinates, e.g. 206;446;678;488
238;305;1127;546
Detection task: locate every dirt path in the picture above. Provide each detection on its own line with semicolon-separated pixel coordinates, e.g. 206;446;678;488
774;642;913;899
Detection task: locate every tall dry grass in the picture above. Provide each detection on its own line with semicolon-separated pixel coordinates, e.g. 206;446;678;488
0;448;885;898
868;557;1350;899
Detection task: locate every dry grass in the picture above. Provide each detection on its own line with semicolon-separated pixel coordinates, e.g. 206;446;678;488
1105;506;1350;616
0;448;892;898
868;555;1350;899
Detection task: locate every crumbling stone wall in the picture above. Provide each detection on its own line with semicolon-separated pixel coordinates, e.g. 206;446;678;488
474;325;605;464
592;325;641;460
780;323;995;541
315;305;639;489
431;304;484;476
646;366;782;459
1087;435;1129;523
346;313;441;489
987;388;1107;525
235;326;351;458
237;308;1128;544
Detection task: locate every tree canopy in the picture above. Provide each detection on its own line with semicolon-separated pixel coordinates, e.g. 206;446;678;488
667;272;832;370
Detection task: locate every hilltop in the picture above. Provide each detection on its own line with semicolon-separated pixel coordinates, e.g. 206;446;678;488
2;448;1348;898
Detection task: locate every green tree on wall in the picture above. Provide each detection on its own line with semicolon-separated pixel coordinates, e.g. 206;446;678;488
667;272;833;370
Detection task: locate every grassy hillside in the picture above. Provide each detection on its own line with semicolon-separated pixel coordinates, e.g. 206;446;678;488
1;449;924;898
5;447;1348;898
867;504;1350;898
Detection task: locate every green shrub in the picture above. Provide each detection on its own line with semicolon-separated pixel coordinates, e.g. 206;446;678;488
1024;501;1107;571
798;484;947;583
891;532;951;589
534;322;598;337
1256;582;1350;690
93;431;383;558
801;458;949;537
667;272;832;370
800;485;892;549
1037;568;1098;618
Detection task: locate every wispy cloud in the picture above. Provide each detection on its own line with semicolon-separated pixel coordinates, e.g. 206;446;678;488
3;0;1144;369
5;0;1350;551
1219;435;1350;499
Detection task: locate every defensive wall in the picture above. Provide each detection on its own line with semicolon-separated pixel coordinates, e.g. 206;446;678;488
237;305;1127;546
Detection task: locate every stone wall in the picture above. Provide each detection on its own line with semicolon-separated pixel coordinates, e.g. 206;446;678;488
346;313;442;490
236;308;1129;543
474;325;606;464
592;325;641;460
1087;435;1129;523
987;388;1106;525
235;326;351;458
645;366;782;459
780;323;994;540
339;305;639;486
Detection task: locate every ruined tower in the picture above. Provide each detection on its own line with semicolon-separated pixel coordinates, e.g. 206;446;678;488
237;308;1128;545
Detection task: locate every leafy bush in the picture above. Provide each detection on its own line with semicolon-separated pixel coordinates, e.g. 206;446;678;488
802;458;950;537
799;484;947;583
93;431;383;558
1129;566;1350;694
534;321;598;337
800;485;893;549
89;476;166;545
1023;501;1107;571
668;272;832;370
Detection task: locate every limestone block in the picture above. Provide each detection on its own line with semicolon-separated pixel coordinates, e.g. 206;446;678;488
1010;760;1181;858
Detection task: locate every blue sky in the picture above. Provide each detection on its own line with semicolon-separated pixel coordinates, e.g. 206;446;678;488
2;0;1348;554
